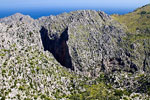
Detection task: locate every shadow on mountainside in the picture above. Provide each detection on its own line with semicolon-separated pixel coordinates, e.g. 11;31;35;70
40;26;74;70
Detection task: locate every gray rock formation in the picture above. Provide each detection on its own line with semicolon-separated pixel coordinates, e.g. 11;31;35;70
0;10;150;99
38;10;139;76
0;11;149;77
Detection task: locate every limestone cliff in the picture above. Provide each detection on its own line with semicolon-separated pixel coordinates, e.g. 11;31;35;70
38;10;144;76
0;9;150;99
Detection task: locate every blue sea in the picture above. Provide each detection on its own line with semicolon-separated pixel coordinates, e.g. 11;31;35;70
0;8;135;19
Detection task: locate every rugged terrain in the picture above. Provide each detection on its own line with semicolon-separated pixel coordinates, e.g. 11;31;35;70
0;5;150;100
112;4;150;73
112;4;150;34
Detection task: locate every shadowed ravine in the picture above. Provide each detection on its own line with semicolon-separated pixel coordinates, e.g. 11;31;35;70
40;27;74;70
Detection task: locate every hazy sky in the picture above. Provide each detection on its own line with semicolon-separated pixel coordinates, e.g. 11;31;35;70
0;0;149;9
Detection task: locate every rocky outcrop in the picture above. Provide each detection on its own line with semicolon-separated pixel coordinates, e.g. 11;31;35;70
38;10;140;76
0;10;149;77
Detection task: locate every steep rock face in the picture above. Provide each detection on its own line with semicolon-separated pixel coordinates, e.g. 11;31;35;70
0;13;85;100
38;10;138;76
111;4;150;73
120;34;150;73
0;11;149;77
40;27;73;70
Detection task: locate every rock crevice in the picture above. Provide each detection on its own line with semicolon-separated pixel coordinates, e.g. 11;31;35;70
40;26;73;70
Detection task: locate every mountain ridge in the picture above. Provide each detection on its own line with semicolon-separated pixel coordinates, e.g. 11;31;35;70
112;4;150;34
0;8;150;99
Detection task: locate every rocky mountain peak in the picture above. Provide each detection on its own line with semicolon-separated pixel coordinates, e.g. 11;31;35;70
12;13;25;17
0;13;34;24
38;10;136;76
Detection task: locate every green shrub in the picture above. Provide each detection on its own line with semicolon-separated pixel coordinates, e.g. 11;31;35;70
114;89;124;97
141;11;147;15
0;53;5;56
18;86;25;91
69;83;120;100
1;96;6;100
29;31;33;37
147;12;150;14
